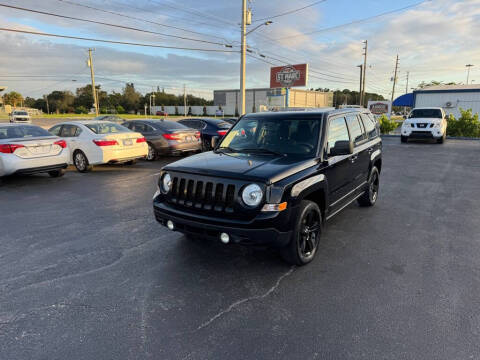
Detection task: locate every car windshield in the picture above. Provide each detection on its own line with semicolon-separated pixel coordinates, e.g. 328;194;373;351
409;109;442;118
218;117;321;157
85;122;130;134
15;111;28;116
0;125;51;139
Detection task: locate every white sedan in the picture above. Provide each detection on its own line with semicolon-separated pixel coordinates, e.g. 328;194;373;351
0;124;69;178
48;120;148;172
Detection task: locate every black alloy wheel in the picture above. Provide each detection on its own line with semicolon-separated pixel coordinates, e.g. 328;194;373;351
281;200;322;265
358;166;380;207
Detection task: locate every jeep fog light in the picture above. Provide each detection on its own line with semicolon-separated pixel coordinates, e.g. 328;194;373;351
166;220;175;230
262;202;287;212
220;233;230;244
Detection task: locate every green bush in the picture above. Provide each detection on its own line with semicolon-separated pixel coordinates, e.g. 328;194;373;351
100;107;108;114
446;108;480;138
75;106;88;114
379;114;399;134
116;105;125;114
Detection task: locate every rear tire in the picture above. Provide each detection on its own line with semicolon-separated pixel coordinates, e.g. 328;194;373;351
73;150;92;173
401;135;408;143
48;169;65;178
280;200;322;266
146;142;157;161
357;166;380;207
202;138;211;151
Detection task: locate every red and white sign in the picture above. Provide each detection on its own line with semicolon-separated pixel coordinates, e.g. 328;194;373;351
368;101;392;116
270;64;308;88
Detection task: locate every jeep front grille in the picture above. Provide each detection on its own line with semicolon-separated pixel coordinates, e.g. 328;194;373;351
169;176;236;213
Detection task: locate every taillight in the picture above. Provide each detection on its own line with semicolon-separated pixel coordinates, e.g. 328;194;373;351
162;133;181;140
217;130;228;136
54;140;67;148
136;137;146;143
0;144;25;153
93;139;118;146
194;131;200;139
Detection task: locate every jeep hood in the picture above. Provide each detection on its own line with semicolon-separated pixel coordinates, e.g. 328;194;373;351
163;151;317;184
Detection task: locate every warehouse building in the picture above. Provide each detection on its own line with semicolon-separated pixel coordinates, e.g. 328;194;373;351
393;84;480;117
213;88;333;116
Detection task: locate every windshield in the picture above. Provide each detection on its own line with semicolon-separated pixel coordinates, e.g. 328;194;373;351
409;109;442;118
218;117;321;157
86;122;130;134
14;111;28;116
0;125;51;139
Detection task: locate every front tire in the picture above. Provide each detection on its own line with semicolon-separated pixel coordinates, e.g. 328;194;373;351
401;135;408;143
357;166;380;207
73;150;92;173
48;169;65;178
437;133;446;144
280;200;322;266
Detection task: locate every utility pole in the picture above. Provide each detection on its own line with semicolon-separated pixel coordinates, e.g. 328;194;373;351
405;71;409;94
391;54;399;103
44;95;49;114
361;40;368;107
466;64;474;84
239;0;247;116
87;49;99;116
183;84;187;116
357;64;363;105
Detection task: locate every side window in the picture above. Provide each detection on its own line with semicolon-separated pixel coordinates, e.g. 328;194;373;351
327;117;350;155
60;125;78;137
360;113;377;139
145;125;155;132
49;125;62;136
346;115;366;145
133;123;146;132
74;126;82;137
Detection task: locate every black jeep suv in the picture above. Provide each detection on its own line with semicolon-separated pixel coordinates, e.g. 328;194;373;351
153;109;382;265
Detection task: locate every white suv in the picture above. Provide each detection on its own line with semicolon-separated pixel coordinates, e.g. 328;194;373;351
401;107;447;144
9;110;31;124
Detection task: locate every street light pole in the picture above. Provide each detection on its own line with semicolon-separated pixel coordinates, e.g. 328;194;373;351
240;0;247;116
87;49;99;116
466;64;474;84
357;64;363;106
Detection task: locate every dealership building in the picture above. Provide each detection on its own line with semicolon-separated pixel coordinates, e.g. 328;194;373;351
393;84;480;117
213;87;334;115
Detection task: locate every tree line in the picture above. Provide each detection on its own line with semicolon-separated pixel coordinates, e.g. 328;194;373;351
2;83;213;114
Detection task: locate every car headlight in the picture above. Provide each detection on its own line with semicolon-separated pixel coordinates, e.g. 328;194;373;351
433;122;441;128
161;173;172;193
241;184;263;207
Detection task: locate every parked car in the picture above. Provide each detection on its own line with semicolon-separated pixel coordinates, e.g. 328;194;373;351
9;110;31;124
156;111;168;116
0;124;68;178
177;118;231;150
401;107;447;143
48;121;148;172
93;115;126;124
153;108;382;265
122;119;201;160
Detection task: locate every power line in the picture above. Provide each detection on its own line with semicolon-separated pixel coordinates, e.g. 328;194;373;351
0;3;232;47
253;0;327;22
270;0;431;41
0;28;239;53
55;0;231;43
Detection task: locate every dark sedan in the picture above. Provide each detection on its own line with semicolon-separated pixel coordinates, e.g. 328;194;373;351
122;119;201;160
177;118;231;150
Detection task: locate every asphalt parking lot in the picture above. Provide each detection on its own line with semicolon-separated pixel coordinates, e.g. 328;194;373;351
1;137;480;360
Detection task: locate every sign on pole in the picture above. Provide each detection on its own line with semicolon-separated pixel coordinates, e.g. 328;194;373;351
368;100;392;118
270;64;308;88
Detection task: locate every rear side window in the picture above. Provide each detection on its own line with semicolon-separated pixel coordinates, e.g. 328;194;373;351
85;123;130;134
327;117;350;154
60;125;80;137
0;125;51;139
360;114;378;139
49;125;62;136
346;115;366;145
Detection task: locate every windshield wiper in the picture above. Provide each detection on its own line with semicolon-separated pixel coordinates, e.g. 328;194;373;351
215;146;239;153
240;148;286;156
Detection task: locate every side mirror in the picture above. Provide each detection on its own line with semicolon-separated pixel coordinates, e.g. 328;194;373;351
330;140;353;156
211;136;219;149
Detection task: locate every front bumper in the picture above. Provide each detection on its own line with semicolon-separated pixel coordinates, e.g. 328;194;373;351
401;128;444;139
153;201;293;247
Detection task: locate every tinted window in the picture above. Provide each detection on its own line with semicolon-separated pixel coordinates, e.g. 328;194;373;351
409;109;442;118
0;125;51;139
346;115;366;144
360;114;377;139
85;122;130;134
132;123;147;132
49;125;62;136
327;117;350;154
60;124;79;137
152;121;189;131
181;119;204;130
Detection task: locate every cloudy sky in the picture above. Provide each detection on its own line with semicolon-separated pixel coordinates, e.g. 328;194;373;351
1;0;479;99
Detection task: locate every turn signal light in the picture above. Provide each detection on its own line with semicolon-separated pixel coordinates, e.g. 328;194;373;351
162;133;181;140
0;143;25;153
136;137;146;143
261;202;287;212
54;140;67;148
93;139;118;146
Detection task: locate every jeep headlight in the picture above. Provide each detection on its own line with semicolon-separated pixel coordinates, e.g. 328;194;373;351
161;173;172;193
242;184;263;207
